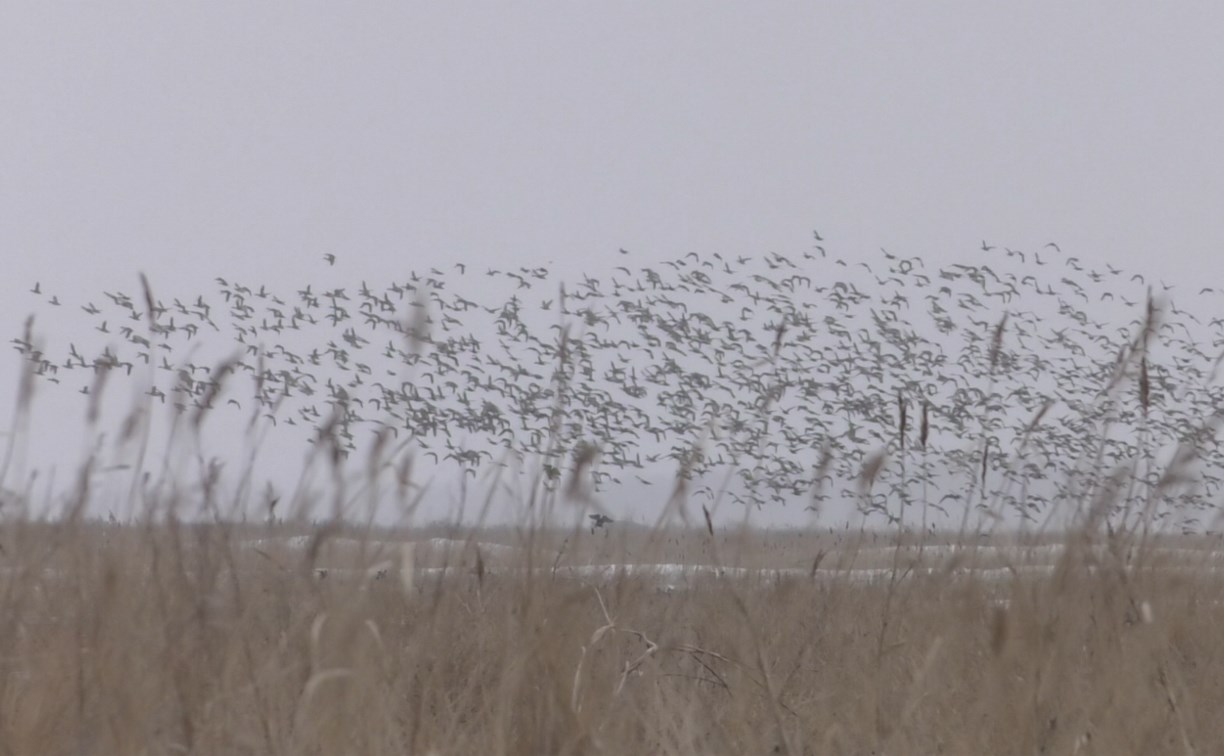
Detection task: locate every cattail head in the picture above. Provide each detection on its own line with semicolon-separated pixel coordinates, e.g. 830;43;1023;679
1139;357;1150;416
988;311;1008;373
139;272;157;332
898;392;907;452
980;443;989;488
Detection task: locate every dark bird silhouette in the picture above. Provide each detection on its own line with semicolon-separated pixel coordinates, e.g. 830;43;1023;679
589;513;613;532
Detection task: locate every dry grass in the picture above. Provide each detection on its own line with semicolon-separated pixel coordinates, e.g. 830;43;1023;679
5;271;1223;755
0;515;1221;755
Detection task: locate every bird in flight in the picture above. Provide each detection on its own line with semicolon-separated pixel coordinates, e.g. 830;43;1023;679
323;254;336;266
589;513;614;532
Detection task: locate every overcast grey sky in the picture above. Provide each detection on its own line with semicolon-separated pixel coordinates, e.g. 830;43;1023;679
3;3;1224;525
6;3;1224;286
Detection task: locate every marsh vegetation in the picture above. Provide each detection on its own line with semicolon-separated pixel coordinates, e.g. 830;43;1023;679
6;239;1224;754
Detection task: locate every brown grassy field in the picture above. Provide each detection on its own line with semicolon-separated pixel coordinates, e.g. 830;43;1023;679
1;513;1222;756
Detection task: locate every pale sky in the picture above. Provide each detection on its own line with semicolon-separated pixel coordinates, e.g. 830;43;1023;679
3;3;1224;526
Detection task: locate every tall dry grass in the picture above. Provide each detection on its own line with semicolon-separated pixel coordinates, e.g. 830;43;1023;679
2;287;1222;756
2;515;1223;755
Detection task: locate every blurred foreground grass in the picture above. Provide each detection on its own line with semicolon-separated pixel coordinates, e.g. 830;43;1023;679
1;516;1222;755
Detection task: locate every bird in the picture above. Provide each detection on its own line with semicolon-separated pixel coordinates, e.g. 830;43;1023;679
589;513;613;532
323;254;336;266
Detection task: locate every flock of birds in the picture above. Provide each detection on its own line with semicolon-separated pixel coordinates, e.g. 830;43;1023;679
13;234;1224;527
